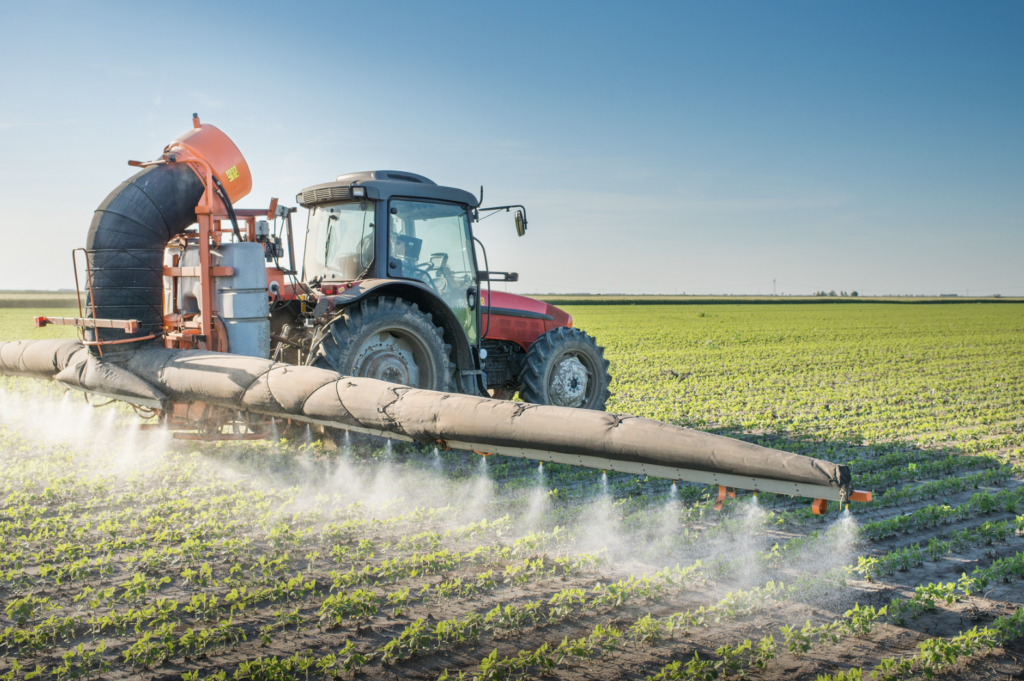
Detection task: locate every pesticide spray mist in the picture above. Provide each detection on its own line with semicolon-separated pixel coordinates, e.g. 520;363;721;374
0;376;860;606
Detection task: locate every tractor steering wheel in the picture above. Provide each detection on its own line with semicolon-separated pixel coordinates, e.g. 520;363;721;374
418;262;449;293
402;261;440;291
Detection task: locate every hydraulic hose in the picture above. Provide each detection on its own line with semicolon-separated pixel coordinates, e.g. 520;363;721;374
473;236;491;396
211;175;242;242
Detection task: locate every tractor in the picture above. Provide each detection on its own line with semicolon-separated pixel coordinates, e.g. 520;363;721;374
18;116;865;513
60;117;606;410
266;170;611;410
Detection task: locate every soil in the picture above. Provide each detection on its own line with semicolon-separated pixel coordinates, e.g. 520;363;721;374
0;385;1023;681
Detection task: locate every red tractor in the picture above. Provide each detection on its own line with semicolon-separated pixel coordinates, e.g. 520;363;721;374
268;170;611;410
44;118;608;411
20;117;864;515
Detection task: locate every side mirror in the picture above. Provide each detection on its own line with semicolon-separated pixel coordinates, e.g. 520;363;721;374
514;210;527;237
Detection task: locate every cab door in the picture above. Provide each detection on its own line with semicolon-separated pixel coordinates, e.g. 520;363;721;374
387;199;479;343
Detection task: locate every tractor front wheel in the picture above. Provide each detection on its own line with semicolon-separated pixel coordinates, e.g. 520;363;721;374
520;327;611;410
312;296;454;392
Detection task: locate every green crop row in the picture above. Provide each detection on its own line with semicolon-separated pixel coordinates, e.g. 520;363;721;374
568;303;1024;449
0;545;602;666
152;563;711;681
859;487;1023;541
441;564;866;681
813;608;1024;681
853;453;1003;490
437;577;796;681
640;552;1022;681
0;491;512;590
862;467;1013;509
450;563;866;681
472;543;1024;681
856;517;1023;579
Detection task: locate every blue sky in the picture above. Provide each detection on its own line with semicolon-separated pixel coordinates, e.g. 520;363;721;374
1;1;1021;295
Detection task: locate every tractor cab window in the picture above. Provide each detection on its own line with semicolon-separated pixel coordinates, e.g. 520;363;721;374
388;200;477;343
304;201;375;281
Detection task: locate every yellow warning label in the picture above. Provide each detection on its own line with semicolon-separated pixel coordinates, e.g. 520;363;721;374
225;165;239;182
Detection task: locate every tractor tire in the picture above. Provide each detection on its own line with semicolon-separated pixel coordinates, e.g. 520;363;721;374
311;296;454;392
519;327;611;410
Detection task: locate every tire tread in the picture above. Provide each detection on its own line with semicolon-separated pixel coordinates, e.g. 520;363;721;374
519;327;611;410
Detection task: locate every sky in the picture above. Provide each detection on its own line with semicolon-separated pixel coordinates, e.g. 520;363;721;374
1;1;1021;296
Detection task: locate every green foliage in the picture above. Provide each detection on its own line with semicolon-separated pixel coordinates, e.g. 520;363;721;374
317;589;379;629
55;641;110;680
842;604;886;636
564;303;1024;446
2;303;1024;681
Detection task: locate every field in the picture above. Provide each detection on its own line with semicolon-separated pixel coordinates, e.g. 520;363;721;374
0;293;79;310
1;303;1023;681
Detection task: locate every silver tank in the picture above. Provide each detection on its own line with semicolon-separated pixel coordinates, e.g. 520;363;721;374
164;243;270;358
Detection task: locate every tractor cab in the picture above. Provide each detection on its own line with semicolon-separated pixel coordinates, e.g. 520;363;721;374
301;172;480;344
284;170;611;410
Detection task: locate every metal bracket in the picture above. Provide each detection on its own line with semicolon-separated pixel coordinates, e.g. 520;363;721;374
713;485;736;511
163;266;235;277
35;316;141;333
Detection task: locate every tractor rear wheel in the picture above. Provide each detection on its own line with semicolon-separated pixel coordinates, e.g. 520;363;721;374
312;296;454;392
520;327;611;410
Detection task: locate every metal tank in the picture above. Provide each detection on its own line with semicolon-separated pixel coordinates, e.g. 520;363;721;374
174;243;270;358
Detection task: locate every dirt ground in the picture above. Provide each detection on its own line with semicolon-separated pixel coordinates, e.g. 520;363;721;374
1;381;1023;680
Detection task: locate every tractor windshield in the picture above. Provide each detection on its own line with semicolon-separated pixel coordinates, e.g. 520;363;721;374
304;201;375;281
389;200;478;343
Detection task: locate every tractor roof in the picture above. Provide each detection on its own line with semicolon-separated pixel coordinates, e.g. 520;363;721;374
297;170;479;208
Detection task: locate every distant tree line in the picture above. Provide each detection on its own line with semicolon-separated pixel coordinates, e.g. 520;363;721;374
813;290;859;297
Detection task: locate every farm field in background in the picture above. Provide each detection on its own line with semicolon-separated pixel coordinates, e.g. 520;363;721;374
1;303;1023;681
0;309;78;343
0;293;79;310
534;295;1023;305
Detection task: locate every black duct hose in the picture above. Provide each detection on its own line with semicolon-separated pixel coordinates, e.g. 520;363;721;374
84;163;206;359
